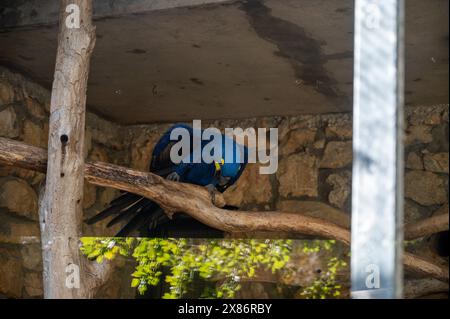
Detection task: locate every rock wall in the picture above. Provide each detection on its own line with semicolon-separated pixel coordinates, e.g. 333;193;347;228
1;66;448;298
123;106;449;298
126;106;448;224
0;67;134;298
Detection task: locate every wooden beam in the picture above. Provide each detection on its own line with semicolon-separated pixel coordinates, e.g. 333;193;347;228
39;0;96;298
405;213;449;241
403;279;449;299
0;137;448;283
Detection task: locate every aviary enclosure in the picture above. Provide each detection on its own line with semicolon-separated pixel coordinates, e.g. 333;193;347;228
0;0;448;301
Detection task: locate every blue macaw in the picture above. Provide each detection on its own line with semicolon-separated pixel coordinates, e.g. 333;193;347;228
86;124;248;237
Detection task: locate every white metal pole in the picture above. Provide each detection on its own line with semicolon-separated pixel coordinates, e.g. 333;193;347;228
351;0;405;299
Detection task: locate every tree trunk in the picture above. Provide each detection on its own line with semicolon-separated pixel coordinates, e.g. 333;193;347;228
39;0;95;298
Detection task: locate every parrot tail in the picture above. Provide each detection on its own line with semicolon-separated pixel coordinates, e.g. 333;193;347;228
85;192;229;238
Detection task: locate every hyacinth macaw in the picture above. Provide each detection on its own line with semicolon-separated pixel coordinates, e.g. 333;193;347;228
86;124;248;237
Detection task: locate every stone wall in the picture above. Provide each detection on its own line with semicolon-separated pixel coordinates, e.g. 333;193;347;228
125;106;449;298
1;66;448;298
126;105;448;226
0;67;135;298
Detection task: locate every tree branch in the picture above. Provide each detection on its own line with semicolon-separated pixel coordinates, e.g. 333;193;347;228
0;137;448;283
405;213;449;240
403;278;449;299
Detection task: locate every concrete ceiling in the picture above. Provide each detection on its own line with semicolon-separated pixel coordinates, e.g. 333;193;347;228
0;0;448;124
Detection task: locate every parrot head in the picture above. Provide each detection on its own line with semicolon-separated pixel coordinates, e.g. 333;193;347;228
215;135;247;185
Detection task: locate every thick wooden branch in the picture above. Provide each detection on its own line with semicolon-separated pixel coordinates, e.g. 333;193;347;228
403;278;449;299
300;212;449;241
405;213;449;240
0;137;448;283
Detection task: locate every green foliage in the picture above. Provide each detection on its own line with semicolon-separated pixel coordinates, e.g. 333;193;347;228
80;237;134;263
80;237;292;298
301;239;336;254
80;237;348;299
299;254;347;299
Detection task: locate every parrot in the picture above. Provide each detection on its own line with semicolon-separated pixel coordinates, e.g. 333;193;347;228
85;123;248;237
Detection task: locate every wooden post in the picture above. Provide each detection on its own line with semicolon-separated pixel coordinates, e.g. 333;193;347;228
39;0;95;298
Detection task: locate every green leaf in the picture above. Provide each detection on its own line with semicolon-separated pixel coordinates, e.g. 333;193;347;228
131;278;140;287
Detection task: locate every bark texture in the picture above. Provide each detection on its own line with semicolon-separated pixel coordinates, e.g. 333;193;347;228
38;0;96;298
405;213;449;240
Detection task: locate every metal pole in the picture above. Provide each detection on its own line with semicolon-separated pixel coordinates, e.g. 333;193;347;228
351;0;405;299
